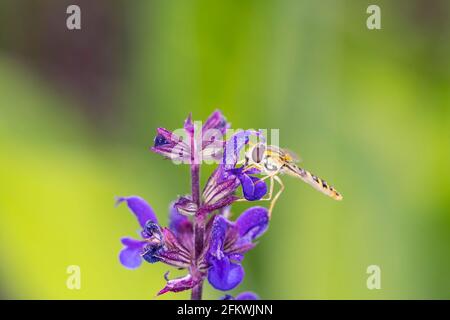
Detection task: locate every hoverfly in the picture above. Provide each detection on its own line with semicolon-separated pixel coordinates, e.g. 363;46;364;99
241;142;343;217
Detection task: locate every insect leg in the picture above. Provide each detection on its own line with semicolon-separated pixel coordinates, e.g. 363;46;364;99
268;175;285;219
241;163;261;173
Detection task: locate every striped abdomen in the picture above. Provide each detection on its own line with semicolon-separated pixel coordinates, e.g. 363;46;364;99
284;164;343;200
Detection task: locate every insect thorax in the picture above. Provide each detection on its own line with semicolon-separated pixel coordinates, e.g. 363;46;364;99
245;143;284;175
262;155;284;174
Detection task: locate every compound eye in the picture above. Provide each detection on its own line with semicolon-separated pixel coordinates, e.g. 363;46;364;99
251;144;266;163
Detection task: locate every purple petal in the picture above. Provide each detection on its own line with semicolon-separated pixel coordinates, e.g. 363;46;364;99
152;128;182;151
207;216;245;291
119;237;146;269
238;173;254;199
235;292;259;300
202;110;229;135
169;202;193;232
202;111;229;151
239;174;267;201
236;206;269;240
208;216;229;258
207;256;244;291
116;196;158;227
251;176;267;200
157;273;200;295
222;130;263;169
168;205;194;252
154;127;183;145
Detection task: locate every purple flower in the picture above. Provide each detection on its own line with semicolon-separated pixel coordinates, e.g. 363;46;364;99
118;196;211;296
221;292;259;300
117;196;193;271
229;166;267;201
221;130;267;201
201;130;267;212
206;206;269;291
200;110;229;149
151;110;229;164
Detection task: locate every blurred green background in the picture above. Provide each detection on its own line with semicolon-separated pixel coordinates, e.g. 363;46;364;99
0;0;449;299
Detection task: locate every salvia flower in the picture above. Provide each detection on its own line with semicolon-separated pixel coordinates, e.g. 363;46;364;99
117;196;192;270
206;206;269;291
151;110;229;164
117;110;272;299
117;195;268;294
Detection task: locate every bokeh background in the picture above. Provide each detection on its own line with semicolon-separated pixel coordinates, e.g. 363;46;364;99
0;0;449;299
